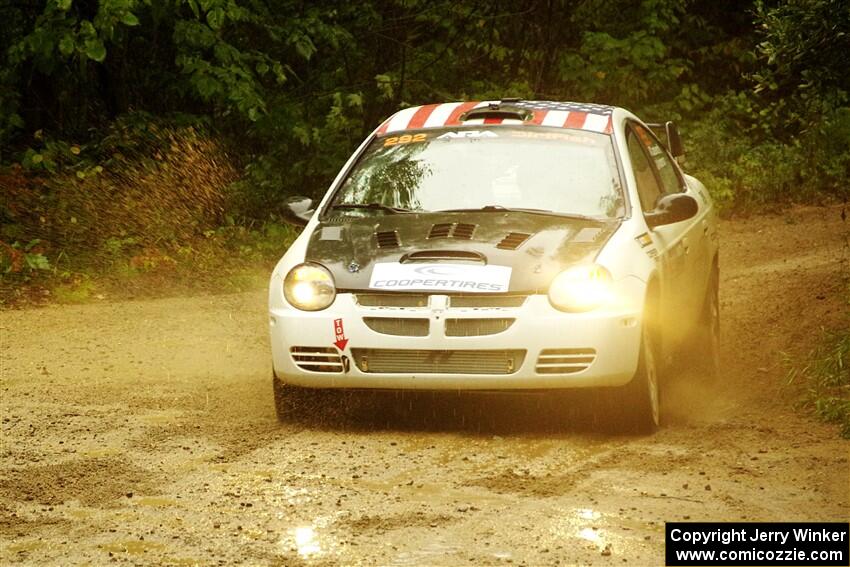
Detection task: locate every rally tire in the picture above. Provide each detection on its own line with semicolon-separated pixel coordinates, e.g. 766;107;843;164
609;323;661;434
272;373;293;422
272;373;325;423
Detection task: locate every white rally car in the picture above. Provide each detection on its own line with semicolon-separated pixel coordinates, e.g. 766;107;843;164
269;100;719;431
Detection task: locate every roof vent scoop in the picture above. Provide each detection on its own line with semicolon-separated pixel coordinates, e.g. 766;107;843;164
460;103;532;122
497;232;532;250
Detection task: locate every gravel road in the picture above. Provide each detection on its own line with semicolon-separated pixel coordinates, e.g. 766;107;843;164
1;206;848;565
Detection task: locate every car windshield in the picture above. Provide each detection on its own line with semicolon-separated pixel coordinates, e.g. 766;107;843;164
329;127;625;219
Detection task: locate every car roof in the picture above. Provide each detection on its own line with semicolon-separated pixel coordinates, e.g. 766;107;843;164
376;100;617;137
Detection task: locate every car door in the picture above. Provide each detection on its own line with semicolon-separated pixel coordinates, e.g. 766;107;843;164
638;125;712;328
626;123;703;345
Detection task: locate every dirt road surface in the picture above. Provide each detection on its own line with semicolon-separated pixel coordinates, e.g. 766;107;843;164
2;206;848;565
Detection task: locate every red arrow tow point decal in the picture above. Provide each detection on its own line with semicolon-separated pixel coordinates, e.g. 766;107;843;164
333;318;348;351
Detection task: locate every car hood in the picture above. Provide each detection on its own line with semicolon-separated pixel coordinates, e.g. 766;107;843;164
304;212;620;293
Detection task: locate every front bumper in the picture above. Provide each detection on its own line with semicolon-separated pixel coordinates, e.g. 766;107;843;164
269;284;644;390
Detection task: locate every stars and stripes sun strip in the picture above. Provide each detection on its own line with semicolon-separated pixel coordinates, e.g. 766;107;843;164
582;113;611;133
375;101;614;136
422;102;462;128
541;110;569;127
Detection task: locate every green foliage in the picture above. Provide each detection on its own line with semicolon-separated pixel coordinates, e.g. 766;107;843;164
1;0;849;282
1;239;51;275
557;0;687;107
1;118;236;278
684;92;850;207
8;0;142;68
789;329;850;438
753;0;850;134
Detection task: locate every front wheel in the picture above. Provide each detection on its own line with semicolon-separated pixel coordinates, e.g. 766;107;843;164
608;323;661;434
272;373;327;423
272;373;294;422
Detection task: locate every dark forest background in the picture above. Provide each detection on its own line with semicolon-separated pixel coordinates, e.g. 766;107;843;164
1;0;848;297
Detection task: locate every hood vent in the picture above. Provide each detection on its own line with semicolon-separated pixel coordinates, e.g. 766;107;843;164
429;223;453;239
453;223;476;239
428;222;477;240
497;232;532;250
376;230;400;248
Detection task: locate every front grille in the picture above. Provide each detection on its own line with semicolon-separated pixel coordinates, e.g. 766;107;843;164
351;349;525;375
448;295;528;308
376;230;400;248
355;293;429;308
354;293;529;308
497;232;531;250
291;346;344;373
363;317;429;336
445;318;515;336
535;348;596;375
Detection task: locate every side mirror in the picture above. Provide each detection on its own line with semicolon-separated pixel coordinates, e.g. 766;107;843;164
665;121;684;159
646;121;685;160
645;193;699;228
283;196;314;227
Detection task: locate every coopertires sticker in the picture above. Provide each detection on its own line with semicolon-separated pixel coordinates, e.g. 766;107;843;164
369;263;512;293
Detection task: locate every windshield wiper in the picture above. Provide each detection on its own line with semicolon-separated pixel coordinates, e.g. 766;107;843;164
437;206;603;222
331;202;414;214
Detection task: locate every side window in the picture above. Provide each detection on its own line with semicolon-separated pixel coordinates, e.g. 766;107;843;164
627;127;663;212
634;124;682;194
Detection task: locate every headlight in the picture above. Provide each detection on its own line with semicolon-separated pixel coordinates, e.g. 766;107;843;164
548;264;613;312
283;263;336;311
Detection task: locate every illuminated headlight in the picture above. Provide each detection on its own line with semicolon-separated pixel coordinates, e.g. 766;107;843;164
548;264;613;312
283;263;336;311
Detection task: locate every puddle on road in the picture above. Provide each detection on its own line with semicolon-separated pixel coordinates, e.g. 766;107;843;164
577;526;605;545
577;507;601;521
140;410;185;425
293;526;321;557
99;540;166;555
278;517;340;560
353;475;512;507
67;508;91;519
544;506;659;559
159;557;205;566
135;496;178;507
81;448;120;458
391;540;464;565
552;507;610;551
279;485;312;506
5;540;45;554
